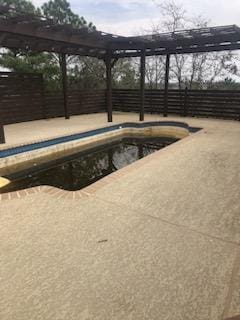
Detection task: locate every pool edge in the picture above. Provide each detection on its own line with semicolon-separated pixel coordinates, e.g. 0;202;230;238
0;128;204;201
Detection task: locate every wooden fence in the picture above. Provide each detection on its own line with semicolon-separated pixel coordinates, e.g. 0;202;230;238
0;72;240;127
0;72;106;124
0;72;45;125
113;89;240;120
45;89;106;119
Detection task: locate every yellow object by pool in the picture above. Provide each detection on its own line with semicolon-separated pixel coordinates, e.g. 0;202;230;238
0;177;10;188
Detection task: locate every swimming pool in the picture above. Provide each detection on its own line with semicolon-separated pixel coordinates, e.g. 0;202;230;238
1;136;178;194
0;121;200;193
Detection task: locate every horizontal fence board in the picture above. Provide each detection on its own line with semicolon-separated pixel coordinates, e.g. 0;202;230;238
0;72;44;124
44;90;106;120
1;73;240;125
112;89;240;120
0;72;106;124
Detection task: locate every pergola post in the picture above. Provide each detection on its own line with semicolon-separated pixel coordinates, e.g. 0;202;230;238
164;54;170;117
105;49;113;122
60;53;69;119
140;49;146;121
0;124;5;144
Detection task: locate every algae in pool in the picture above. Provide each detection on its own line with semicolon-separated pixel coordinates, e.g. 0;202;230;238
0;136;178;194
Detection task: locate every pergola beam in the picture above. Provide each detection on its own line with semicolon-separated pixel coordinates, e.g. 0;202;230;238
0;10;240;59
0;35;106;58
0;21;107;49
113;42;240;58
140;33;240;50
110;26;240;53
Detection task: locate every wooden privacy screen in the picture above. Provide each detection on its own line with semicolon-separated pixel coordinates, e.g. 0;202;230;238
0;72;45;124
45;90;106;119
0;71;240;125
0;72;106;125
113;89;240;120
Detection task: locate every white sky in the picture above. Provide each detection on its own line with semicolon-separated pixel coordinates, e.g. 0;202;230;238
32;0;240;36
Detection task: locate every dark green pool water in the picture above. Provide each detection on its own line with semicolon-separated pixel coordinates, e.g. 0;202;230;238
1;137;178;193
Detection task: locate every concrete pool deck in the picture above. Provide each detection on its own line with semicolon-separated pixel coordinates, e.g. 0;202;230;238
0;112;240;320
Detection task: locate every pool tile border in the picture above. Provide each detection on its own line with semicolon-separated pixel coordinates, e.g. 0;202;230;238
0;121;189;158
0;123;115;151
0;128;204;202
0;154;149;201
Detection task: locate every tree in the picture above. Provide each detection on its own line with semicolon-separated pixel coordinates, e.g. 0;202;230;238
68;57;138;90
41;0;95;30
0;0;39;14
40;0;97;89
152;0;239;89
69;57;106;89
145;56;165;89
0;0;57;85
208;77;240;90
0;0;96;89
113;59;138;89
153;0;188;89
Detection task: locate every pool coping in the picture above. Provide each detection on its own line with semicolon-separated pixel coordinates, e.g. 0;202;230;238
0;120;194;178
0;127;204;201
0;121;190;158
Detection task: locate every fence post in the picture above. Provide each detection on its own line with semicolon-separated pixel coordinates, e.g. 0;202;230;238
105;49;113;122
150;87;153;114
40;74;47;119
163;54;170;117
183;86;188;117
0;124;5;144
140;48;146;121
60;53;70;119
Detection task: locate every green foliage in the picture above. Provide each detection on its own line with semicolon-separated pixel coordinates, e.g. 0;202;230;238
41;0;95;30
0;0;99;90
0;0;239;92
0;0;139;91
0;0;39;14
68;57;138;90
69;58;106;89
113;59;138;89
0;51;61;89
0;0;142;91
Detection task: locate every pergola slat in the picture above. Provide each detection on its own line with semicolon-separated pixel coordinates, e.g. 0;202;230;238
113;42;240;58
0;9;239;58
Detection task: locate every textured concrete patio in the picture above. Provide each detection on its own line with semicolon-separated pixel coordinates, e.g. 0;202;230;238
0;113;240;320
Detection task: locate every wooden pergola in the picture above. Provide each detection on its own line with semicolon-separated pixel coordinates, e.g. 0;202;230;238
0;5;240;127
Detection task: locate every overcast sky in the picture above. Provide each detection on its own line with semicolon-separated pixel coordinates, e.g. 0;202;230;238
32;0;240;36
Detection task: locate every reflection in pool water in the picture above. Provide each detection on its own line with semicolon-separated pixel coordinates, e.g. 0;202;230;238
1;136;178;193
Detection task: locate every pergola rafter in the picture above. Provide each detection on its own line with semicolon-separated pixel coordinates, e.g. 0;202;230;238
112;26;240;58
0;5;240;131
